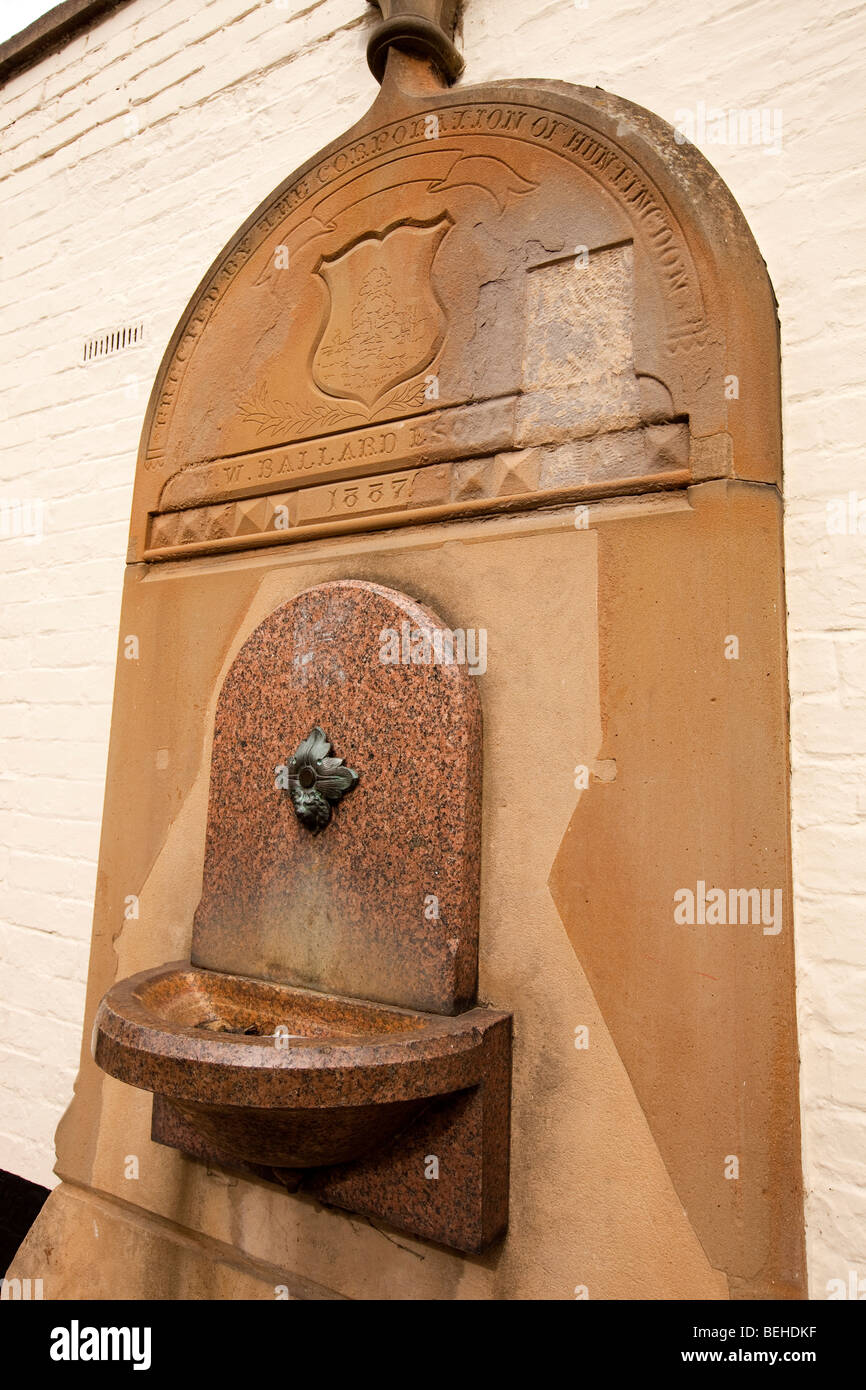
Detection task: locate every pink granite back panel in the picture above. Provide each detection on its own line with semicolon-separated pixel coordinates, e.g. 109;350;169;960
191;581;481;1014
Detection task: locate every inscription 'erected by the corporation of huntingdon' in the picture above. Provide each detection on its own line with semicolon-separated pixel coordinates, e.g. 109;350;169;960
134;63;733;568
143;99;704;475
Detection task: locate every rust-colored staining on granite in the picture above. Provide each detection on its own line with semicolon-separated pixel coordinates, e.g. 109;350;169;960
192;580;482;1016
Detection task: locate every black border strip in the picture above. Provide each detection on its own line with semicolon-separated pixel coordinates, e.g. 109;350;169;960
0;1168;50;1275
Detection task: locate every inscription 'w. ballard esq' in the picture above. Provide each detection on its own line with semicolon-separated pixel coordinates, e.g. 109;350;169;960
158;398;516;512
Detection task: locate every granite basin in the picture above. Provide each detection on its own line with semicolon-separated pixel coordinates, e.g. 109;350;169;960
93;961;507;1169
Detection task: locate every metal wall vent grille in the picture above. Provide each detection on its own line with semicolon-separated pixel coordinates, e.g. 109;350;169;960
82;322;144;362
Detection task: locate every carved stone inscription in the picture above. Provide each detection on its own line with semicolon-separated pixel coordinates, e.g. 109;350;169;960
158;398;515;512
135;95;723;558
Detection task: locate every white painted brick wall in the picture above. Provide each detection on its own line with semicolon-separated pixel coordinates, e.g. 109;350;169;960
0;0;863;1295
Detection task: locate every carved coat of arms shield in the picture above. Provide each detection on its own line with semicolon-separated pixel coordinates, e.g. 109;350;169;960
312;216;451;410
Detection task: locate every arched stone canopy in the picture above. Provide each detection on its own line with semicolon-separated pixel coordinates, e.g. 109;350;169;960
129;59;781;563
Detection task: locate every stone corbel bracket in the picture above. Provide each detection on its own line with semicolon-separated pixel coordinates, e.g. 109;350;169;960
367;0;463;84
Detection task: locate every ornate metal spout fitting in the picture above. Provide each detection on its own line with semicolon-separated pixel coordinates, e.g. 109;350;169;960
285;726;360;833
366;1;464;85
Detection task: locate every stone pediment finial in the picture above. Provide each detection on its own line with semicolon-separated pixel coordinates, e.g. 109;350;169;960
366;0;463;84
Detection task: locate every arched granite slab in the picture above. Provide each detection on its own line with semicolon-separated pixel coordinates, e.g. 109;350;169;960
191;579;481;1014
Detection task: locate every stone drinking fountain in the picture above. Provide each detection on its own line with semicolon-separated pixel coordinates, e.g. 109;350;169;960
93;578;511;1252
0;0;800;1300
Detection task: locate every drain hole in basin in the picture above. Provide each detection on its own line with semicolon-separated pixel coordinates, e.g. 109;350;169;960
194;1018;261;1035
193;1018;310;1039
